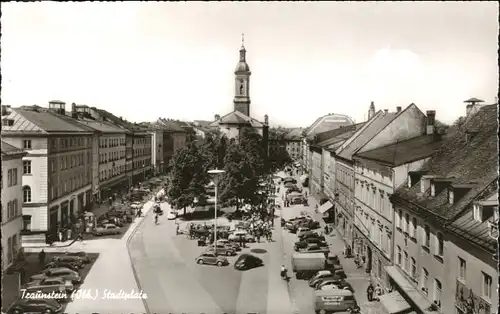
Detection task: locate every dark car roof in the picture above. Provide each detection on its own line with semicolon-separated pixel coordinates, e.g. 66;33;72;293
236;253;262;262
16;298;60;306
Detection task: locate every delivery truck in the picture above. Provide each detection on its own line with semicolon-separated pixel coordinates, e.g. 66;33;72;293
291;252;326;279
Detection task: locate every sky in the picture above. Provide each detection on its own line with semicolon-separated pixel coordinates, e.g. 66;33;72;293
2;2;498;127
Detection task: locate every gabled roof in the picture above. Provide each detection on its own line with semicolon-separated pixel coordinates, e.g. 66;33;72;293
96;109;138;132
393;104;498;220
336;110;398;160
315;122;365;144
316;130;358;149
209;110;264;128
353;134;447;167
1;141;25;156
305;113;355;139
5;109;92;133
193;120;213;127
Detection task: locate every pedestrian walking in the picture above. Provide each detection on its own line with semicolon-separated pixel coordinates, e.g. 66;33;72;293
324;225;329;235
366;283;374;302
374;284;383;301
38;249;46;267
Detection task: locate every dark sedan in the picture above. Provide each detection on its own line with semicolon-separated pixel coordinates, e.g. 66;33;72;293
8;299;63;314
234;254;264;270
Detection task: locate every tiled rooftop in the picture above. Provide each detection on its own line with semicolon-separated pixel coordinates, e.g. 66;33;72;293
336;110;398;160
354;134;447;167
1;141;24;155
75;118;127;133
393;104;498;220
305;113;355;139
209;110;263;128
7;109;91;133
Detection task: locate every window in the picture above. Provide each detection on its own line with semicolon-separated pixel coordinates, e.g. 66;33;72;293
7;169;13;186
482;272;492;299
397;246;402;265
396;209;402;230
458;257;466;282
23;161;32;174
404;213;410;233
2;118;14;126
387;232;392;257
23;140;32;149
404;251;409;271
436;232;444;256
411;217;417;239
411;257;416;277
434;279;442;304
8;168;18;186
7;201;13;219
448;190;454;205
430;183;435;197
23;186;32;203
423;225;431;248
421;268;429;290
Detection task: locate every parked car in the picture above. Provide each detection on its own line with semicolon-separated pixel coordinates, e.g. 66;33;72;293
234;254;263;270
30;267;81;284
316;282;353;291
314;278;351;290
64;251;91;263
51;256;85;269
290;196;306;205
294;238;329;251
309;273;345;289
44;261;80;272
216;239;241;251
130;202;142;209
7;299;64;314
205;244;236;256
101;217;124;227
297;227;311;238
228;230;255;243
195;252;228;266
299;231;325;241
93;224;121;236
297;243;330;256
297;219;321;230
27;276;74;293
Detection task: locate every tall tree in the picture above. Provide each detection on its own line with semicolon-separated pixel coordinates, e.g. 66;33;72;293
166;142;207;215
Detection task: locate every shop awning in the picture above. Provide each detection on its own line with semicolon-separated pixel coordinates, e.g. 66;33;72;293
318;201;334;214
385;266;434;313
379;291;411;314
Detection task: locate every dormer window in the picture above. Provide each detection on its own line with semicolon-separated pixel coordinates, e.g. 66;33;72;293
473;204;482;222
474;203;498;222
2;118;14;126
448;189;454;205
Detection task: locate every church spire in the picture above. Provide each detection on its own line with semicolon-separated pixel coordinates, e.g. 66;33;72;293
239;33;246;62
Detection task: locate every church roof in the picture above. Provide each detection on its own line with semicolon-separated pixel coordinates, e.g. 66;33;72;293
209;110;264;128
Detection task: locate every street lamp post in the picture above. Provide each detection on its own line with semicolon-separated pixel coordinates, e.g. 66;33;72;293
208;169;225;254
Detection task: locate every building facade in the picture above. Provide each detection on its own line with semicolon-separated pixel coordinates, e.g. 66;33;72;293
131;131;153;184
388;104;498;314
2;104;93;242
1;142;27;271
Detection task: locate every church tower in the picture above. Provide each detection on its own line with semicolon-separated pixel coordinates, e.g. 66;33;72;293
368;101;376;120
233;34;251;117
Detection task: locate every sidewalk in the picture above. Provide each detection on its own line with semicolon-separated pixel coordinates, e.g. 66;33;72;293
299;180;385;313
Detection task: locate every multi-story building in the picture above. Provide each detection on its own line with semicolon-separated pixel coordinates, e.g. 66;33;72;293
2;102;93;243
389;104;498;314
74;116;128;200
353;109;445;290
332;105;401;252
283;128;303;161
156;118;191;168
149;129;165;175
302;113;355;175
131;130;153;183
1;141;27;271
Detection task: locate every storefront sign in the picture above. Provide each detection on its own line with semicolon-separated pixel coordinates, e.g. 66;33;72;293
456;280;491;314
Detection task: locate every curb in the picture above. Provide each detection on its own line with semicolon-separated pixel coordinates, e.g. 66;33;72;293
126;196;158;314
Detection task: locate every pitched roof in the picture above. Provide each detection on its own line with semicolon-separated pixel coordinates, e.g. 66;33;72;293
463;97;484;103
393;104;498;220
284;128;303;140
336;110;398;160
305;113;355;139
193;120;213;127
209;110;264;128
1;141;25;156
8;109;91;133
354;134;447;167
75;118;127;133
315;122;365;143
316;130;358;149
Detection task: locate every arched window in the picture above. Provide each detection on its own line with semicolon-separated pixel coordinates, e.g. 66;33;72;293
23;186;32;203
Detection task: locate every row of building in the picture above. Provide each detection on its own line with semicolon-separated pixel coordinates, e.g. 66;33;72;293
1;101;196;271
295;98;497;314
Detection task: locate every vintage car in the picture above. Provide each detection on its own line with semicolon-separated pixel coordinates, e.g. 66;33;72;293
64;251;91;263
92;223;121;236
234;254;263;270
205;244;237;256
195;252;229;266
30;267;81;284
7;299;64;314
51;256;85;268
228;230;255;243
26;276;74;293
297;243;330;256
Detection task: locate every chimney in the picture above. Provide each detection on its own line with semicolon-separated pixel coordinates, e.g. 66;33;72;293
426;110;436;135
396;106;402;113
466;104;473;116
71;103;78;119
214;114;220;121
384;109;389;114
